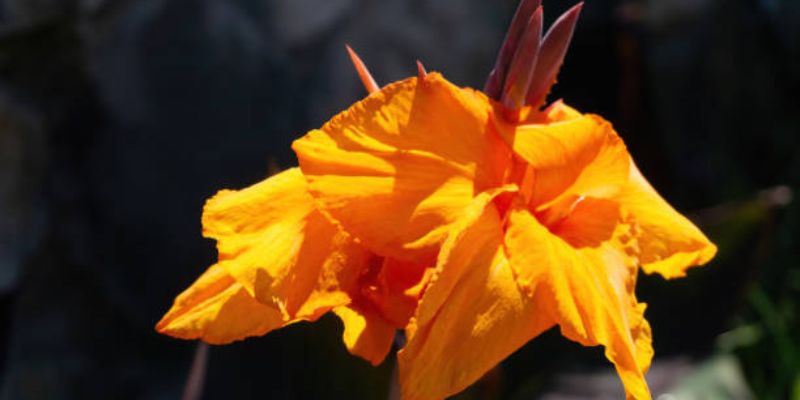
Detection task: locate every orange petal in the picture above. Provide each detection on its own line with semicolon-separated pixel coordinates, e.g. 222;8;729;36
293;73;511;263
544;196;622;248
398;189;548;400
542;99;583;122
333;305;395;366
156;264;284;344
615;160;717;278
202;168;372;321
495;111;630;209
505;203;653;400
360;257;432;328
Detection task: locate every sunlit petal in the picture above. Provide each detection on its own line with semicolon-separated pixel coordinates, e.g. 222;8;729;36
505;203;652;399
616;161;717;278
399;189;550;400
293;73;511;263
156;264;284;344
202;168;372;320
495;111;630;208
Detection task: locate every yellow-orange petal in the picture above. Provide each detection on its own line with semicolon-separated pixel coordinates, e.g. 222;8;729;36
505;203;653;400
202;168;371;320
333;305;395;366
615;160;717;279
156;264;284;344
495;111;630;209
399;189;549;400
544;99;582;121
544;196;622;248
292;73;511;263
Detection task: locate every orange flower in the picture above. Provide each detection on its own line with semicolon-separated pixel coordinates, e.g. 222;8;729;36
157;1;716;399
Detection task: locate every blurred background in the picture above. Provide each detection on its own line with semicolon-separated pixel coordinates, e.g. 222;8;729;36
0;0;798;399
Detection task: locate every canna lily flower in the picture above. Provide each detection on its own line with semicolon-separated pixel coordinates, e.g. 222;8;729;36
157;1;716;399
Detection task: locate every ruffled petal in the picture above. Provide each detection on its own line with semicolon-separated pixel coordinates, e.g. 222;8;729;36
333;305;395;366
505;204;653;400
202;168;372;321
399;189;548;400
293;73;511;263
495;111;630;209
156;264;284;344
615;161;717;278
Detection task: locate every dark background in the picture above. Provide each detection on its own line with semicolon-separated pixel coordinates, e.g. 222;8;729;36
0;0;797;399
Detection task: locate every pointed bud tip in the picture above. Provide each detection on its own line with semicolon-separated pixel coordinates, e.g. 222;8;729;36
483;0;542;98
416;60;428;79
523;1;584;108
345;44;357;59
500;4;544;110
344;45;380;94
565;2;584;18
